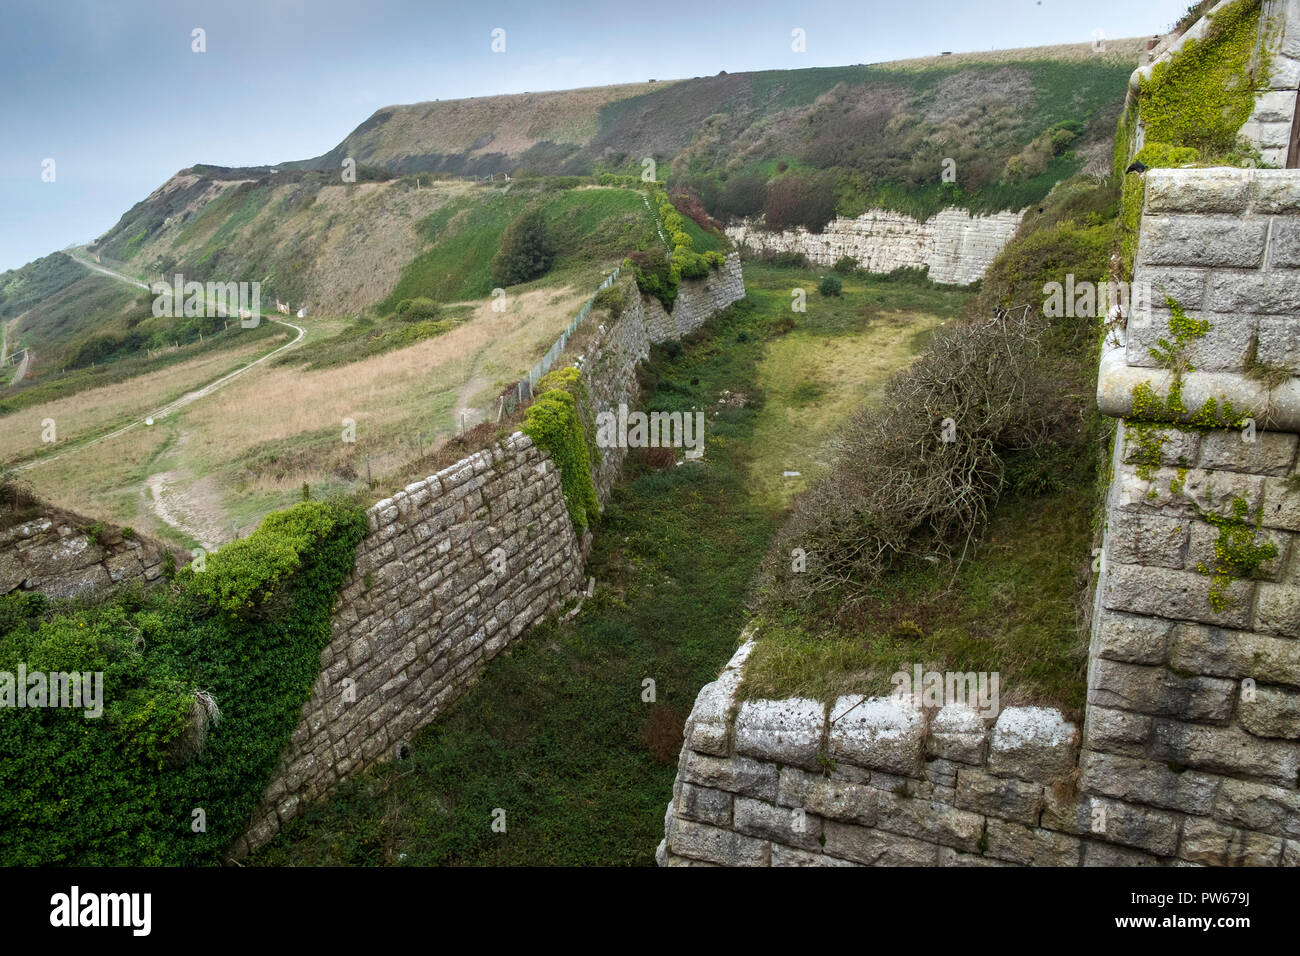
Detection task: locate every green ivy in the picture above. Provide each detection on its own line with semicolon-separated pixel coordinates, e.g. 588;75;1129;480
1139;0;1267;161
0;499;367;865
523;369;600;534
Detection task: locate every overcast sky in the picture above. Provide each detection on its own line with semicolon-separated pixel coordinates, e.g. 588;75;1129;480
1;0;1193;272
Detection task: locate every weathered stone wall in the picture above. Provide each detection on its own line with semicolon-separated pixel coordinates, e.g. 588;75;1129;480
726;208;1023;286
231;253;746;858
578;252;745;502
231;434;584;857
0;493;175;598
659;640;1095;867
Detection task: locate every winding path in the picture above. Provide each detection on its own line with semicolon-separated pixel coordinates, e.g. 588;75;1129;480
15;252;307;473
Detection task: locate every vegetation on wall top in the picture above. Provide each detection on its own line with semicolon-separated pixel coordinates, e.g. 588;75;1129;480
0;498;366;865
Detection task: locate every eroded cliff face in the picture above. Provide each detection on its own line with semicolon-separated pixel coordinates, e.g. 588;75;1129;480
727;207;1024;286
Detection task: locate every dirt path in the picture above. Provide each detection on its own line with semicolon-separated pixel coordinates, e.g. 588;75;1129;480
146;469;229;551
16;253;306;474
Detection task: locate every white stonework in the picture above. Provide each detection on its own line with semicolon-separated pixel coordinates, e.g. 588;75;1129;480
726;207;1024;286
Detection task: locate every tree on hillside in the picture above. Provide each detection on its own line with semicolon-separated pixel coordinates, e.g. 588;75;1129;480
491;207;557;287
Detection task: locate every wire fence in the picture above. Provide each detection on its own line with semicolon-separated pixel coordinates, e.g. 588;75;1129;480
494;266;621;421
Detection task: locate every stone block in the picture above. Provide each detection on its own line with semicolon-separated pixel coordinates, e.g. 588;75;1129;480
1171;623;1300;687
680;751;779;802
1094;610;1174;665
1079;750;1218;815
1213;778;1300;839
1153;719;1300;787
927;703;989;765
988;707;1078;783
1088;659;1236;721
984;819;1081;866
733;697;825;768
955;768;1045;825
1179;816;1283;866
828;695;926;775
733;796;822;850
822;820;940;866
667;817;770;866
1239;683;1300;739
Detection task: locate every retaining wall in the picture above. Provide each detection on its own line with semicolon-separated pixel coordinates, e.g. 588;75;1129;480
726;208;1023;286
230;253;745;857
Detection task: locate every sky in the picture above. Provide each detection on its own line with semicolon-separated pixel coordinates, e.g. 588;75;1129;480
0;0;1194;273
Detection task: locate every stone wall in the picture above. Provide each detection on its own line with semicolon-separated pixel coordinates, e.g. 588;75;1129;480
726;208;1023;286
577;252;744;502
230;252;746;858
0;491;175;598
659;640;1097;867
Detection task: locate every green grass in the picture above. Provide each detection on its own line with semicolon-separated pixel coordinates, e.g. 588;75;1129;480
741;468;1095;718
380;186;657;311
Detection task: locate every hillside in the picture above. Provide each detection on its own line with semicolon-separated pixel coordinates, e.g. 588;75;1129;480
0;37;1145;556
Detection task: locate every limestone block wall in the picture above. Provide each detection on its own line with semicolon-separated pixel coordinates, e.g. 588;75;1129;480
726;208;1023;286
1240;0;1300;169
230;253;746;858
578;252;744;501
0;494;175;598
658;641;1098;867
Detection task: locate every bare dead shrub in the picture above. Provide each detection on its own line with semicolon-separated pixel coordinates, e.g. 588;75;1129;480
633;447;677;470
772;306;1058;604
639;705;686;764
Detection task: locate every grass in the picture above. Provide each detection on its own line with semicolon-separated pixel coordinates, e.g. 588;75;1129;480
380;186;655;311
0;333;283;468
254;264;953;865
741;471;1094;718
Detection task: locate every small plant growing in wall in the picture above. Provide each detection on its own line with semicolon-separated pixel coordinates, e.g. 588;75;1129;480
1196;496;1278;611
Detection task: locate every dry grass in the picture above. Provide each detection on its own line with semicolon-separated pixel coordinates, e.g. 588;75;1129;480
0;337;278;466
747;314;942;507
347;83;675;165
131;179;472;317
879;37;1147;71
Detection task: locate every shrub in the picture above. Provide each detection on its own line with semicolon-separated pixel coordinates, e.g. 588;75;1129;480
763;172;838;233
592;284;626;320
627;247;677;311
522;370;599;534
491;207;557;287
668;186;722;232
717;173;767;219
395;296;439;320
833;255;858;274
773;307;1057;602
818;276;843;297
0;499;366;864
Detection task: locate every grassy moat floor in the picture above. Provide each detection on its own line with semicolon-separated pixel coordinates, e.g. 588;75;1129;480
254;264;1091;865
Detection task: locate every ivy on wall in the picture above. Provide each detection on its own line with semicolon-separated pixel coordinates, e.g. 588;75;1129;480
523;367;600;534
1139;0;1268;160
0;499;367;865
